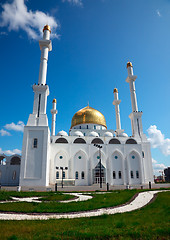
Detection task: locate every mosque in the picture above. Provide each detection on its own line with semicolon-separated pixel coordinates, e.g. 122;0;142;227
18;25;154;190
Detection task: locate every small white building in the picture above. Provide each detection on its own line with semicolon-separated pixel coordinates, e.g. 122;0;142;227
19;25;154;190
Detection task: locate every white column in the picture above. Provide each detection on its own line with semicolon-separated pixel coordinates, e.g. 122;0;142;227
38;25;52;85
51;99;58;136
126;62;138;112
112;88;121;130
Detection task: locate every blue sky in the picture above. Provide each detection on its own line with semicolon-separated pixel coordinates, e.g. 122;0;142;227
0;0;169;175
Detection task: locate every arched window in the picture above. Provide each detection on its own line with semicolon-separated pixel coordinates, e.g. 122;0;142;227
91;138;104;144
109;138;121;144
113;171;116;179
10;157;21;165
12;171;16;180
136;171;139;178
63;171;65;179
81;171;85;179
73;138;86;144
130;171;134;178
126;139;137;144
75;171;78;179
118;171;122;179
56;171;59;179
55;138;68;143
33;138;38;148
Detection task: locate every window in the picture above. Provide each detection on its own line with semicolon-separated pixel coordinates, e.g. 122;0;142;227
136;171;139;178
78;156;82;159
94;125;96;129
55;138;68;143
126;139;137;144
10;157;21;165
79;126;81;129
0;171;1;179
142;151;145;158
109;139;121;144
74;138;86;144
115;156;118;159
63;171;65;179
87;125;88;129
91;138;104;144
75;171;78;179
132;155;135;159
113;171;116;179
12;171;16;180
81;171;85;179
56;171;59;179
33;138;38;148
119;171;122;179
131;171;134;178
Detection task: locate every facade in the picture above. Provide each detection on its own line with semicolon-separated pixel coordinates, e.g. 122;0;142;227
0;154;21;186
19;25;154;189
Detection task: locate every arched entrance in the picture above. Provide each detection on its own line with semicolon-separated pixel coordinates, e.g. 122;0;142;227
93;162;106;184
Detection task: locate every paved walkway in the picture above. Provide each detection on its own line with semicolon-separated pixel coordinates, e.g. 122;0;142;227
0;190;168;220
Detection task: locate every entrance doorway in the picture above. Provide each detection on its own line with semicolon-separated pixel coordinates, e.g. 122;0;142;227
93;162;106;184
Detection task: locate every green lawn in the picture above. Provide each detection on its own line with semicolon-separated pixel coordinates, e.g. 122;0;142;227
0;189;136;213
0;191;169;240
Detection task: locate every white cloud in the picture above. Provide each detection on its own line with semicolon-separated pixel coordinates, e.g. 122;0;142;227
62;0;83;6
152;158;166;175
4;121;25;132
0;129;11;136
0;0;58;40
156;9;161;17
0;147;21;155
147;125;170;156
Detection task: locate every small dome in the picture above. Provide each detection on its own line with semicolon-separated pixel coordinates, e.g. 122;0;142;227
52;98;56;103
104;132;113;137
74;131;84;137
113;88;118;93
89;131;99;137
127;61;133;68
57;130;68;136
71;106;107;129
119;132;128;137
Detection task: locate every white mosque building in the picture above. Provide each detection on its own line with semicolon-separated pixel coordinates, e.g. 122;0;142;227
19;25;154;190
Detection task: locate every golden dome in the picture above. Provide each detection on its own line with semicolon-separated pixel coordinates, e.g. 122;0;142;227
52;98;56;103
127;61;133;68
71;106;107;129
43;25;51;33
113;88;118;93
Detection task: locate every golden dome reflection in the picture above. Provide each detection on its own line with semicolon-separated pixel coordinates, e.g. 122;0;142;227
71;106;107;129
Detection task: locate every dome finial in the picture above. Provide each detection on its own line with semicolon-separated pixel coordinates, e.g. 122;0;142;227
127;61;133;68
113;88;118;93
52;98;56;103
43;25;51;33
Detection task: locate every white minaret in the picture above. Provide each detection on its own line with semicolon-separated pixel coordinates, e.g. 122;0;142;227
112;88;124;136
126;62;144;138
27;25;52;126
51;98;58;136
20;25;52;189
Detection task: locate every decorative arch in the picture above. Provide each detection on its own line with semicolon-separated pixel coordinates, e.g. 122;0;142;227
126;139;137;144
109;138;121;144
127;150;142;184
73;150;88;185
55;138;68;143
111;150;124;185
73;138;86;144
91;138;104;144
10;156;21;165
92;150;106;169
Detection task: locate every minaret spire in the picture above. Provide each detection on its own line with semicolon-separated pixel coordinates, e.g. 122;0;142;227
51;98;58;136
27;25;52;126
112;88;124;137
126;61;144;138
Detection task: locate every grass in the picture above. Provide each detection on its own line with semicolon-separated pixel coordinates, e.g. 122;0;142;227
0;191;169;240
0;190;136;213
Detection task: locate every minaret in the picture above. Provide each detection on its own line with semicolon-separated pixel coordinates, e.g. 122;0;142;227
126;62;143;138
51;99;58;136
20;25;52;188
112;88;124;136
27;25;52;126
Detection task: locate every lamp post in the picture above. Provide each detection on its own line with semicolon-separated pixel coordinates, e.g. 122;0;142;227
56;166;68;188
94;144;103;188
